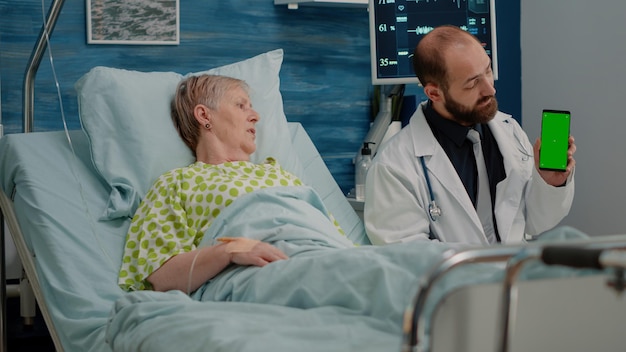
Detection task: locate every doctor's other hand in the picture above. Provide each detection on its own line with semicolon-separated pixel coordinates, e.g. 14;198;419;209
533;135;576;187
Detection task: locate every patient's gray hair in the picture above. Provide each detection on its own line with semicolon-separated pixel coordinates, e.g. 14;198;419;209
171;74;249;154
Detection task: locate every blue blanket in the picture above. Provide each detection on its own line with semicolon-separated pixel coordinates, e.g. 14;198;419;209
106;186;456;351
105;187;594;352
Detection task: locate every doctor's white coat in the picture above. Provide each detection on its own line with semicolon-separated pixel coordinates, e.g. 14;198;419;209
364;102;574;246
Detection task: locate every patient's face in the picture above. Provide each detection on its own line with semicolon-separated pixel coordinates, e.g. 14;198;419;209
212;86;260;159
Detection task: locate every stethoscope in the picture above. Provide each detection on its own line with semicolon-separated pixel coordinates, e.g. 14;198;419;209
419;156;442;222
418;120;533;223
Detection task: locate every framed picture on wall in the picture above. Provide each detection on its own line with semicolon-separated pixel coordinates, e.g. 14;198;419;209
86;0;180;45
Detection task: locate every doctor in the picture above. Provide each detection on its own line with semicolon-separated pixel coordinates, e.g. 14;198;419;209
364;25;576;246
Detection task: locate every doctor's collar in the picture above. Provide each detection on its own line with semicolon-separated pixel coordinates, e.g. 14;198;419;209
424;101;474;147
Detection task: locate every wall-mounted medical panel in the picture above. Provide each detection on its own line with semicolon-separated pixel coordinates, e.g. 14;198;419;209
275;0;367;10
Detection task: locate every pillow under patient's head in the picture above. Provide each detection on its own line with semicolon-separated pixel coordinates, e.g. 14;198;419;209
76;49;302;220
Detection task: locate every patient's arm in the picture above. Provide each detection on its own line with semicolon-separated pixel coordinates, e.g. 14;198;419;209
147;241;288;293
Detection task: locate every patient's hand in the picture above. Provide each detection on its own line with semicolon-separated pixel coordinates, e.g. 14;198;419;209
225;240;289;267
148;239;288;293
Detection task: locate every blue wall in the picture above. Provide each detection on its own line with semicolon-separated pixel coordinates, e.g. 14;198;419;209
0;0;520;194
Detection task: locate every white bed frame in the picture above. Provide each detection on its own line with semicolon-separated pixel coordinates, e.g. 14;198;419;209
429;274;626;352
1;187;62;351
403;239;626;352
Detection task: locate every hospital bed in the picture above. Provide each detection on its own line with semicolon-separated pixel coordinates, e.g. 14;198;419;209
2;1;626;351
2;121;626;352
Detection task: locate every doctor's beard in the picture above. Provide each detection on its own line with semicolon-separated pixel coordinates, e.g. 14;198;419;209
444;92;498;126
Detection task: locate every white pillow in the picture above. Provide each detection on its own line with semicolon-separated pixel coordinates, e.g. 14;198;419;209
76;49;303;220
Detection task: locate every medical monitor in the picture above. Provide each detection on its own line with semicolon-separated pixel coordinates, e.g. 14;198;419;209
369;0;498;85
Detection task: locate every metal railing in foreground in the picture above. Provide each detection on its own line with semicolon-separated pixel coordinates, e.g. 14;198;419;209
402;234;626;352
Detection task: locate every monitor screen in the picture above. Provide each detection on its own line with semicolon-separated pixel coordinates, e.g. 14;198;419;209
369;0;498;85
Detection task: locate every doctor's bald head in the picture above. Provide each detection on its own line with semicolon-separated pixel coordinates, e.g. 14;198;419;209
412;25;482;90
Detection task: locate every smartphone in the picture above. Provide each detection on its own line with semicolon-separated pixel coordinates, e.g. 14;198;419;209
539;109;571;172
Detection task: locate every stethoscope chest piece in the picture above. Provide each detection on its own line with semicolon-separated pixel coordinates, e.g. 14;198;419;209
420;156;442;222
428;200;442;221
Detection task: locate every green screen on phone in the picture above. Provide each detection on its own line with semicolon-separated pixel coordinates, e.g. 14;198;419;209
539;110;570;171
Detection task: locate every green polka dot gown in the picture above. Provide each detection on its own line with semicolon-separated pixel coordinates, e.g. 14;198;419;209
118;158;344;291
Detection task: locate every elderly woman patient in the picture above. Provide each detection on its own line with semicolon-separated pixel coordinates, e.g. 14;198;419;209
119;74;318;293
117;74;455;333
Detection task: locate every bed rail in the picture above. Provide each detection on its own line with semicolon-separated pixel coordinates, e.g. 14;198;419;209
0;187;64;352
0;206;6;352
22;0;66;133
0;1;66;351
402;235;626;352
499;238;626;352
401;245;524;352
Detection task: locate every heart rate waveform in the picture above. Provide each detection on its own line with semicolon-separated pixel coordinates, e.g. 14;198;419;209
408;25;468;36
410;26;434;35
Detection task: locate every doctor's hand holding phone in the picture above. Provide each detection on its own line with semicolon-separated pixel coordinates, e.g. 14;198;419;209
534;109;576;187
